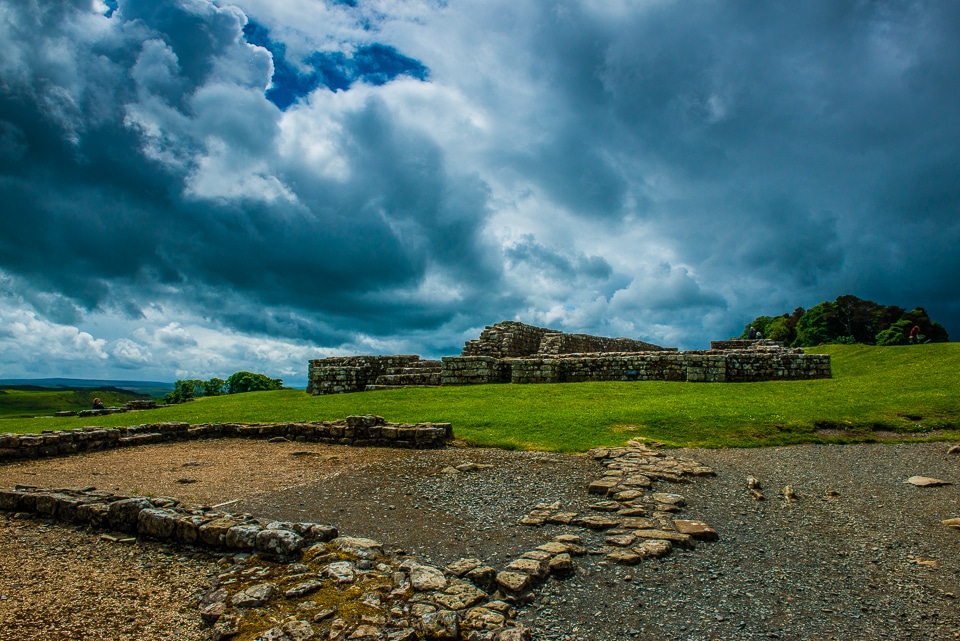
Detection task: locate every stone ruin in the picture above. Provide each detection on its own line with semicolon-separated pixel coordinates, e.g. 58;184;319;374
308;320;831;395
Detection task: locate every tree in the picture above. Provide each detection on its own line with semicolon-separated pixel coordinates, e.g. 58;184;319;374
744;296;949;347
203;378;226;397
792;302;845;347
226;371;283;394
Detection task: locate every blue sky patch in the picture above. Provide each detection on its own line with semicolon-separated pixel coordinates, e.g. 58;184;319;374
243;20;428;110
103;0;118;18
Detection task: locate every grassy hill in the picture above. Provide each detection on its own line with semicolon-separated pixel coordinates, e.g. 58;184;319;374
0;386;154;420
1;344;957;451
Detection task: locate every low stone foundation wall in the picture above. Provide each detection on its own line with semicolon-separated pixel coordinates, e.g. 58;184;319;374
456;350;831;384
0;416;452;462
0;486;339;558
306;355;424;395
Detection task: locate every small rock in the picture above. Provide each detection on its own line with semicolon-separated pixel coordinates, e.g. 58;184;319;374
941;518;960;530
409;564;448;592
948;445;960;455
782;486;799;502
672;519;719;541
746;476;762;489
905;476;952;487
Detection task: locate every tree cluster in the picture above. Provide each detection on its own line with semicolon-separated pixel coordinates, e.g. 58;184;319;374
164;371;283;404
741;295;949;347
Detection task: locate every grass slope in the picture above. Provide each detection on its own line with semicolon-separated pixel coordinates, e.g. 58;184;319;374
2;344;957;451
0;388;151;419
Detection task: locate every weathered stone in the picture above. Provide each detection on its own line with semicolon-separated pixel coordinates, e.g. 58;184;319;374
445;558;482;577
200;601;226;623
617;514;653;527
137;508;178;539
547;553;573;576
282;620;317;641
409;564;447;592
606;549;642;565
491;624;532;641
325;561;356;584
201;587;229;607
107;497;154;532
462;607;506;630
435;582;488;610
255;627;287;641
331;536;384;559
495;571;530;593
256;528;305;558
212;615;241;641
942;518;960;530
948;445;960;455
651;492;686;506
587;477;619;495
544;512;577;525
632;529;695;548
605;534;636;547
611;489;645;501
232;582;276;608
634;539;672;559
620;475;653;488
503;558;547;580
465;566;497;592
285;580;324;598
573;515;620;530
416;610;459;640
588;501;621;512
199;518;239;546
672;519;719;541
226;524;261;549
347;625;381;640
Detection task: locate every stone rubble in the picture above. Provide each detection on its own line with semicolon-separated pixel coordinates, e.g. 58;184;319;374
0;430;728;640
517;440;720;568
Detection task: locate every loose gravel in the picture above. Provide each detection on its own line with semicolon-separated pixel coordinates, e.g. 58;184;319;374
1;439;959;640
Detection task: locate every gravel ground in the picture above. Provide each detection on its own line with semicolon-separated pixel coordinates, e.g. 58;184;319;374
1;439;959;641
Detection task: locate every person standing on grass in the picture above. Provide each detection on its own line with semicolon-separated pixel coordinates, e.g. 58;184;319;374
749;327;757;339
909;325;920;344
92;397;105;410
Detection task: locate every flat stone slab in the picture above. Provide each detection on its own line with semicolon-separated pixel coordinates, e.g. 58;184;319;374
673;519;719;541
574;515;621;530
633;529;695;548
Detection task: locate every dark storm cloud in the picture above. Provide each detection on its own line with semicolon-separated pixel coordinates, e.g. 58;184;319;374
0;0;503;358
495;0;959;338
0;0;957;382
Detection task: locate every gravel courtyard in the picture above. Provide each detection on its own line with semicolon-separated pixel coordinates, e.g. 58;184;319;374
1;439;959;640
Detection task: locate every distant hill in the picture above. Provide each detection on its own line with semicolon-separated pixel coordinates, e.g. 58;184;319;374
0;378;174;396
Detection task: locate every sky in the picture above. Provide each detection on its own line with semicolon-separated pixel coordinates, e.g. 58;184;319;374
1;0;957;387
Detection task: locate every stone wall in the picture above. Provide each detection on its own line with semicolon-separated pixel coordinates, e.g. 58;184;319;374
439;356;510;385
447;350;831;385
307;355;423;395
539;332;674;355
710;339;783;351
460;321;555;358
307;321;831;394
460;320;673;358
0;485;339;558
0;416;452;461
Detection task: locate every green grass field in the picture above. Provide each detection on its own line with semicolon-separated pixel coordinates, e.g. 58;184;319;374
2;344;957;451
0;387;151;420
